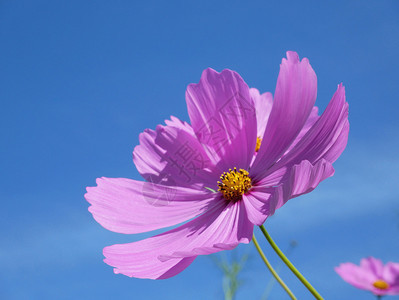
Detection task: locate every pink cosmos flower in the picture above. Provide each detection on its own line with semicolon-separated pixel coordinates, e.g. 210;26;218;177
85;51;349;279
335;257;399;296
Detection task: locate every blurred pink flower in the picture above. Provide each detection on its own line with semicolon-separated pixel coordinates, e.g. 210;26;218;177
85;51;349;279
335;257;399;296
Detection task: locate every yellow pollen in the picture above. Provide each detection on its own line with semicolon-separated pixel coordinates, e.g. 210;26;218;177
217;168;252;202
373;279;390;290
255;137;262;152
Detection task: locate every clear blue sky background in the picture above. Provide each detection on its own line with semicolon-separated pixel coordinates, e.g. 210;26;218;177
1;1;399;299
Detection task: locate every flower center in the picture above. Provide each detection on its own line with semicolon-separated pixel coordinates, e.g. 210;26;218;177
255;137;262;152
217;168;252;202
373;279;390;290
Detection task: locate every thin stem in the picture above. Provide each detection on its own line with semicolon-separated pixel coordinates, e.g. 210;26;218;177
252;234;297;300
261;241;297;300
259;225;323;300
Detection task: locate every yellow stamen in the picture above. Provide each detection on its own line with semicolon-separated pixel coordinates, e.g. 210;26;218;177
373;279;390;290
217;168;252;202
255;137;262;152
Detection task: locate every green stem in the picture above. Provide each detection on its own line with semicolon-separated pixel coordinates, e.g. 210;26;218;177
259;225;323;300
252;234;297;300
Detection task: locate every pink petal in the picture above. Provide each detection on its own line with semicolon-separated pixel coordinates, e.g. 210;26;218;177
252;107;319;186
267;159;335;215
335;263;377;291
323;118;349;163
133;121;219;189
361;257;384;278
164;115;195;136
251;91;319;159
103;200;253;279
285;106;319;154
186;68;257;170
287;159;335;197
242;187;275;225
85;177;218;234
268;84;348;176
384;262;399;285
250;88;273;138
108;246;196;280
251;51;317;179
159;200;253;260
387;287;399;295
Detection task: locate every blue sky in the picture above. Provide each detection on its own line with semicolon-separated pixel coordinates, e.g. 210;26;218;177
1;1;399;299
